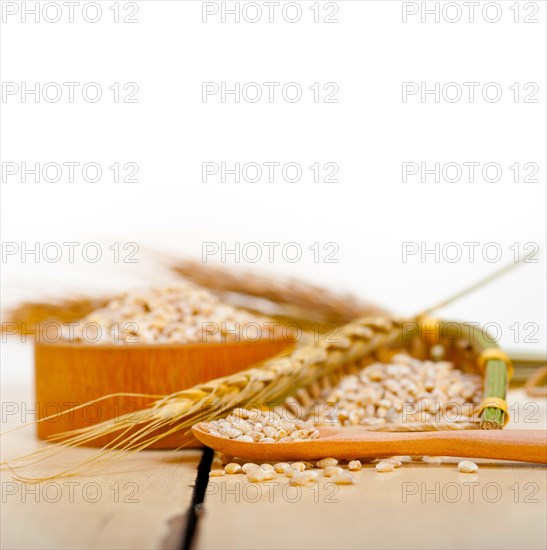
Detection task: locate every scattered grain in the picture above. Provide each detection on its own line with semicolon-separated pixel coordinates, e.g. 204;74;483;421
224;463;241;474
291;462;306;472
333;472;356;485
375;461;395;473
289;471;319;485
348;460;362;471
246;469;266;482
458;460;479;473
241;463;259;473
274;462;290;474
323;466;344;477
316;457;338;468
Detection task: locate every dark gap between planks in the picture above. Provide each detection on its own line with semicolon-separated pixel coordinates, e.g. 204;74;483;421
180;447;214;550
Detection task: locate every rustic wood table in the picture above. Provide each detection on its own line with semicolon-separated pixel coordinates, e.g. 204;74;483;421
1;341;546;550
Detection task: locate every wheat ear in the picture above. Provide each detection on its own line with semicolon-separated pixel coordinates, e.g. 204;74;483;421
171;259;386;323
2;316;403;481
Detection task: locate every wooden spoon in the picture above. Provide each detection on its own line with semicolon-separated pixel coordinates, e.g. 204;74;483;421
192;424;547;463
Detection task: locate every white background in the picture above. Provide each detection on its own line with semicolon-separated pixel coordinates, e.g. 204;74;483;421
1;0;546;356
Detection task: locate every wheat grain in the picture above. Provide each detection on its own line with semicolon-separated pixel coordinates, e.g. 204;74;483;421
375;461;395;473
241;463;259;473
316;457;338;468
458;460;478;473
224;463;242;474
274;462;290;474
332;472;356;485
323;466;344;477
246;469;266;483
289;471;319;485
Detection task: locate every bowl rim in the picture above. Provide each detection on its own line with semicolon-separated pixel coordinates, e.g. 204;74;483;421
33;338;295;351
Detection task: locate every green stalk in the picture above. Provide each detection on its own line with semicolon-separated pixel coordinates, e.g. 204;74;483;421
480;360;508;429
464;325;508;429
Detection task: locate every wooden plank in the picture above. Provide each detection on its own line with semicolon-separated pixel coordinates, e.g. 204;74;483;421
1;380;201;550
195;389;547;550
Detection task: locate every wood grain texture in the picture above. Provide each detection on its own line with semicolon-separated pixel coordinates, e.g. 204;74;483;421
193;425;547;463
1;371;202;550
195;389;547;550
195;457;547;550
35;340;290;448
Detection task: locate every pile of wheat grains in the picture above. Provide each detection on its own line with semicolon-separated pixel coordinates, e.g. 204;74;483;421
201;408;320;443
66;282;285;345
312;353;482;427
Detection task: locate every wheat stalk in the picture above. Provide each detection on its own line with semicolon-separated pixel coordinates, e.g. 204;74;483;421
2;297;111;334
2;264;384;334
2;316;403;481
171;259;386;324
3;262;520;480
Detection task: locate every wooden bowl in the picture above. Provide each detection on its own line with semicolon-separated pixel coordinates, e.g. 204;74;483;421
34;339;291;448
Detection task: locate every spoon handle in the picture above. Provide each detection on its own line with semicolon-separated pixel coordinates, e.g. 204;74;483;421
340;430;547;463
